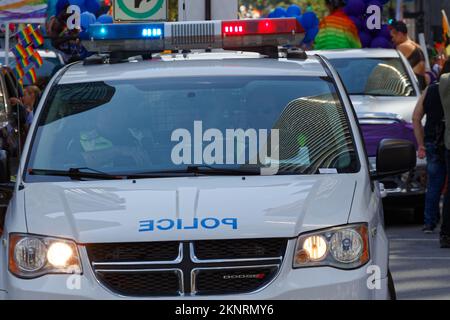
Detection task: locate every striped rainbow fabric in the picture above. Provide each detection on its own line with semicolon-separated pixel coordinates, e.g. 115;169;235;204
314;9;361;50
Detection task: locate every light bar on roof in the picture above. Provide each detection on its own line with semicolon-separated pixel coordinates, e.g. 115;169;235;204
83;18;305;54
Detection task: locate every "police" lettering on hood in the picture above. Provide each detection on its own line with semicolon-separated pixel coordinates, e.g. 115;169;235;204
139;218;238;232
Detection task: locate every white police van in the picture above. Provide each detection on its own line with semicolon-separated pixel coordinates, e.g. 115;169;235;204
0;18;415;299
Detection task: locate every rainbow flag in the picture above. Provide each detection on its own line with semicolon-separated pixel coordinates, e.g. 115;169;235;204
16;25;33;45
25;44;35;57
30;51;43;68
15;57;30;69
314;9;362;50
18;79;24;97
27;68;37;84
11;43;28;61
30;27;44;47
13;64;25;80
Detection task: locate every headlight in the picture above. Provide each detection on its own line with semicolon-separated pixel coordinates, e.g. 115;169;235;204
293;224;369;269
9;234;82;278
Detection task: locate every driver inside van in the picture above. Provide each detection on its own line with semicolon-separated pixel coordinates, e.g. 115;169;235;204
78;107;151;170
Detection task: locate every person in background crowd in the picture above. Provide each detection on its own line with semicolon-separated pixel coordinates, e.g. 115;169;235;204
46;4;88;63
390;21;427;90
21;86;41;132
8;85;40;137
413;59;450;234
425;51;439;85
438;60;450;248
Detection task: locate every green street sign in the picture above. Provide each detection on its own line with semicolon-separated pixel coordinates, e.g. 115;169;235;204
114;0;167;22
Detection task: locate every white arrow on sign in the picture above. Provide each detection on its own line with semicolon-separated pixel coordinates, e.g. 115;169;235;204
113;0;167;22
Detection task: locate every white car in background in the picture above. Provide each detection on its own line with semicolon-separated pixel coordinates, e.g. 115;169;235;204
310;49;425;219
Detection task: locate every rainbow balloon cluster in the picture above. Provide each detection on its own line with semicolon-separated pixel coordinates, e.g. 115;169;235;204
344;0;393;48
267;5;319;46
55;0;112;38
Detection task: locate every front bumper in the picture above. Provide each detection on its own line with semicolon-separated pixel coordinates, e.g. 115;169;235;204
2;244;388;300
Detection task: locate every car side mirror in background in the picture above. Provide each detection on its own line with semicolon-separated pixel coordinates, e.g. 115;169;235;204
370;139;417;181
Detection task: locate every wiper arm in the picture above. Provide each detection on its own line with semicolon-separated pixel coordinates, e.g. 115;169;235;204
28;168;126;181
136;165;261;176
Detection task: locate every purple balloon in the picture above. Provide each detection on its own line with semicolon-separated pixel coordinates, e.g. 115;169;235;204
359;31;372;48
378;24;391;39
344;0;366;17
370;36;393;48
349;15;363;31
367;0;383;11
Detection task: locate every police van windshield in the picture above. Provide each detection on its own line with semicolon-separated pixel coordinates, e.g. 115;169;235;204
26;76;359;180
329;58;416;97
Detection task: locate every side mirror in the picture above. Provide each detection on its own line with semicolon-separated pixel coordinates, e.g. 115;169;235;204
370;139;417;180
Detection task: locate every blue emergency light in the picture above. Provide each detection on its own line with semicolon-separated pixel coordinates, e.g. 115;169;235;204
88;23;164;40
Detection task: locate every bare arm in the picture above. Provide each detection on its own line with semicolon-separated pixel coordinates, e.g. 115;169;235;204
412;87;428;159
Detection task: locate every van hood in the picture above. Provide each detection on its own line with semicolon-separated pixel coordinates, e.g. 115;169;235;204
23;175;356;243
350;95;418;123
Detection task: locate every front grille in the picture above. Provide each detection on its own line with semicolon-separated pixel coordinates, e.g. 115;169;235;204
86;239;288;297
96;270;182;297
86;241;180;262
193;266;279;295
194;238;286;260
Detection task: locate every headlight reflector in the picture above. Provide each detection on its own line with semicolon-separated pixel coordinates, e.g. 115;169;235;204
47;242;74;267
293;224;369;269
330;229;363;263
14;238;47;272
9;234;82;278
302;235;327;261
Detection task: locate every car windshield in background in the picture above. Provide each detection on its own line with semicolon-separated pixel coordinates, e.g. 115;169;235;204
329;58;416;97
26;76;359;180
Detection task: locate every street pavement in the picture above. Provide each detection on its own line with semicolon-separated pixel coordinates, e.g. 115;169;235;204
386;221;450;300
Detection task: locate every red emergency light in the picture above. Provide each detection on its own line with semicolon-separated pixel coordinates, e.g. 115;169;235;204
222;18;304;37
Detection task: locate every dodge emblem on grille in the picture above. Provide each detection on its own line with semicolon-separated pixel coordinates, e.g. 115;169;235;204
223;273;266;280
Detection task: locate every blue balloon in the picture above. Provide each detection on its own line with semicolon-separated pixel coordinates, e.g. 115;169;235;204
97;14;113;24
286;5;301;17
84;0;100;15
79;30;89;40
272;7;287;18
268;11;276;18
56;0;69;15
300;12;319;30
303;26;319;44
80;11;96;30
68;0;85;6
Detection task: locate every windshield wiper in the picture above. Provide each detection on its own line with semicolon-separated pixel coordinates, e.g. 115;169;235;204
28;165;262;181
28;168;127;180
135;165;262;177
